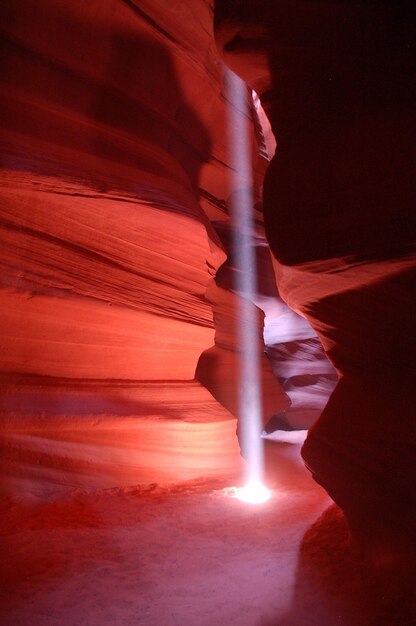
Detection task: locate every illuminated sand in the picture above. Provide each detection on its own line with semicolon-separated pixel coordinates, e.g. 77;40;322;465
231;480;271;504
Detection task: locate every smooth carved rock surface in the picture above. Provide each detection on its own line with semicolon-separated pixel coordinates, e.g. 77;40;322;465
196;281;291;427
0;379;242;496
0;0;248;494
0;174;219;380
2;0;317;495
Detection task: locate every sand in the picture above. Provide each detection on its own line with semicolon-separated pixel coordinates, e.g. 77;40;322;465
1;440;414;626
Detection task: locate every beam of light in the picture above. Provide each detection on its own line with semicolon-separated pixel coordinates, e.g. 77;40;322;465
225;69;269;502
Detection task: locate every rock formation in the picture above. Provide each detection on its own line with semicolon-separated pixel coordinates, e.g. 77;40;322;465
215;0;416;563
0;0;235;495
1;0;332;496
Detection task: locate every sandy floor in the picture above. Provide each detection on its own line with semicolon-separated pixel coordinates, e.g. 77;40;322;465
1;440;414;626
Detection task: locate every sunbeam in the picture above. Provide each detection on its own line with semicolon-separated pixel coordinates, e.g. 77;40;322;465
226;69;269;500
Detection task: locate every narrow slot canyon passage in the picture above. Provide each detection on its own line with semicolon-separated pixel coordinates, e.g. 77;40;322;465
1;1;415;625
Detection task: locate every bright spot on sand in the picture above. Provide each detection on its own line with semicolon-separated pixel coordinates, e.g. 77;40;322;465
219;483;272;504
234;480;271;504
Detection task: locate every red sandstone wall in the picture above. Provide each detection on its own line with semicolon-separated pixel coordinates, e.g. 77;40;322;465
0;0;295;495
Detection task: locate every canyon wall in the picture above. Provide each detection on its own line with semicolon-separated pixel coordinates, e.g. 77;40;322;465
215;0;416;554
1;0;325;496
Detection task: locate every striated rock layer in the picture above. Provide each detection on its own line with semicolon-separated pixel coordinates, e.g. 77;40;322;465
2;0;320;496
0;378;240;497
0;0;251;495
